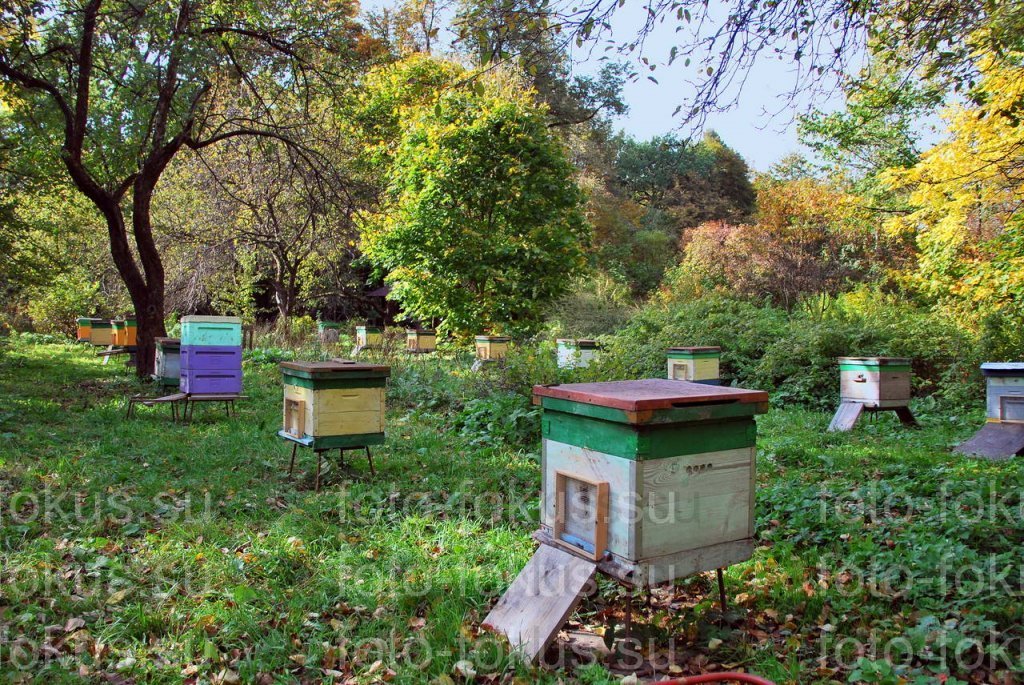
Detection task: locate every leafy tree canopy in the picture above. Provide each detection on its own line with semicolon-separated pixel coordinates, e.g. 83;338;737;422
356;57;589;337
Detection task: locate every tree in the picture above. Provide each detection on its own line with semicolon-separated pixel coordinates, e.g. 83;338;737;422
559;0;1024;126
453;0;628;127
881;48;1024;323
678;177;892;310
158;134;363;321
0;0;368;375
357;57;588;337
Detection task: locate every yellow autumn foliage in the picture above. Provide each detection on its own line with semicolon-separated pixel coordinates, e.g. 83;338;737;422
883;48;1024;319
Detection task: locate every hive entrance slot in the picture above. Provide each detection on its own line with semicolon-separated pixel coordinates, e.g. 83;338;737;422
553;471;608;561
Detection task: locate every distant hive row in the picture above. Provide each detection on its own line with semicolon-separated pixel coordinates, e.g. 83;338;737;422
76;317;136;347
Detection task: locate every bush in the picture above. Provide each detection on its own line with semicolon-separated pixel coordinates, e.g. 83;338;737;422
544;274;637;338
597;289;981;409
25;270;103;337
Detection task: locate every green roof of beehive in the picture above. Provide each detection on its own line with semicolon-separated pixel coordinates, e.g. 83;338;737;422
317;321;342;329
667;346;721;358
557;339;599;349
838;357;911;371
281;360;390;381
181;315;243;325
91;320;112;328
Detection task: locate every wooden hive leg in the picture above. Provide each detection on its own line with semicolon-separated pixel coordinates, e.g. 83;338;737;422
288;443;298;477
338;448;346;468
314;450;322;491
717;568;728;612
894;406;918;427
365;446;376;476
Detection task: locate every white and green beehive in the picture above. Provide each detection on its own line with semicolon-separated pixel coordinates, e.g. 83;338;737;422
666;346;721;384
838;356;911;408
533;379;768;586
556;339;599;369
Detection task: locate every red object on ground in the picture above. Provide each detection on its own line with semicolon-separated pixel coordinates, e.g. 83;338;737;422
655;675;776;685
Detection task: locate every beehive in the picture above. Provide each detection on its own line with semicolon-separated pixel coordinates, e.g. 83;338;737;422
318;321;342;343
838;357;911;408
406;329;437;353
76;317;93;342
278;361;390;449
533;379;769;586
475;335;510;361
90;320;113;346
667;346;721;384
154;337;181;387
122;317;137;347
981;363;1024;422
111;320;126;347
556;339;599;369
355;325;382;349
180;315;243;394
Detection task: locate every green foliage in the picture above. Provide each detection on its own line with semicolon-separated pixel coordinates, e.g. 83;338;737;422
359;57;589;337
599;289;978;409
25;270;102;337
544;274;636;338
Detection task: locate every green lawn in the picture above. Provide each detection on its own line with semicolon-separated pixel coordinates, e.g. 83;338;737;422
0;340;1021;684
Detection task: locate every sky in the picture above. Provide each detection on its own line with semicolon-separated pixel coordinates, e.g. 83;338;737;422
359;1;857;171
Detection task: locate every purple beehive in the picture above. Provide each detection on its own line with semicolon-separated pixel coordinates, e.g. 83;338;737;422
181;370;243;394
180;345;243;371
180;344;243;394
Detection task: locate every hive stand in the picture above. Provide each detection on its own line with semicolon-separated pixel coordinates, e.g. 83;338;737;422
484;379;769;663
955;363;1024;460
828;357;918;432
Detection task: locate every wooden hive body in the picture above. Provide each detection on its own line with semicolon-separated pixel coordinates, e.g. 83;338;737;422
534;379;768;587
90;320;113;346
666;346;721;383
180;316;243;394
556;339;599;369
76;317;93;342
279;361;390;449
475;335;510;361
838;357;911;408
355;326;383;348
181;315;243;347
981;363;1024;422
406;329;437;352
154;338;181;386
111;320;126;346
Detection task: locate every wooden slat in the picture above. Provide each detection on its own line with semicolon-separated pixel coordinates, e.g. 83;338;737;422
827;401;864;432
482;545;596;663
954;422;1024;461
533;379;768;411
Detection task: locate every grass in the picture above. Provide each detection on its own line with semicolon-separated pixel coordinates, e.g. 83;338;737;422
0;339;1022;684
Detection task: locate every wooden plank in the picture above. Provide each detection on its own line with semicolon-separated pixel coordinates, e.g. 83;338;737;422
533;379;768;412
482;545;596;663
827;401;864;432
638;447;754;558
954;422;1024;461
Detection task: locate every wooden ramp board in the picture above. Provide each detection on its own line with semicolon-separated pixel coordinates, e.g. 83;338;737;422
828;401;864;432
482;544;597;664
954;422;1024;461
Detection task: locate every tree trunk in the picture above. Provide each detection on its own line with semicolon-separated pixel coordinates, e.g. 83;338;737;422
96;202;167;379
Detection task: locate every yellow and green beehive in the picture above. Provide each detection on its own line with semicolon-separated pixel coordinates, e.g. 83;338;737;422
355;325;382;349
278;360;390;449
475;335;510;362
667;346;721;384
76;317;93;342
90;319;113;346
406;329;437;353
533;379;768;586
838;356;911;408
